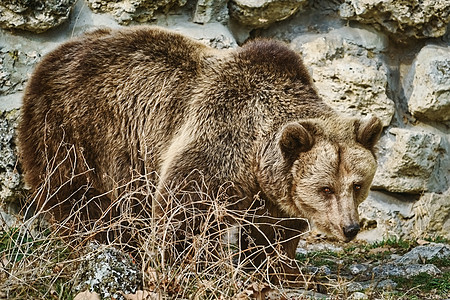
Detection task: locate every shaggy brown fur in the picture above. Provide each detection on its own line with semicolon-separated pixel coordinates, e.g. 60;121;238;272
18;26;382;282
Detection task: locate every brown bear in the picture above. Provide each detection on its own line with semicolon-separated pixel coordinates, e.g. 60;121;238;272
18;26;382;281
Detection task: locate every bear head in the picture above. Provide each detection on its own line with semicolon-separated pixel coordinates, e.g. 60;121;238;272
259;116;382;242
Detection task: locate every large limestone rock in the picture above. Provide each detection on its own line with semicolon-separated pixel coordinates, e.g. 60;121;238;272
229;0;308;28
339;0;450;39
372;128;445;194
358;190;450;241
412;191;450;240
0;0;76;33
405;45;450;122
358;191;416;242
291;28;394;127
87;0;187;24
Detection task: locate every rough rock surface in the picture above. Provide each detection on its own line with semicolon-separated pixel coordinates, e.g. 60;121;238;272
372;263;441;278
76;243;141;300
0;47;41;96
0;205;18;229
193;0;229;24
339;0;450;39
0;110;21;201
359;190;450;241
358;191;416;241
405;45;450;121
291;29;395;127
87;0;187;25
396;243;450;264
411;191;450;240
229;0;308;28
347;279;397;293
0;0;76;33
373;128;444;193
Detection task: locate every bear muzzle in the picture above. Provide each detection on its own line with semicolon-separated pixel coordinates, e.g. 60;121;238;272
343;223;360;241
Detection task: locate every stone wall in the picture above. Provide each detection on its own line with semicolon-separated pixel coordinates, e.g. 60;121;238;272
0;0;449;241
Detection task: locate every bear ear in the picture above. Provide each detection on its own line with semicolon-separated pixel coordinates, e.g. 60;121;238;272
279;122;315;161
355;116;383;150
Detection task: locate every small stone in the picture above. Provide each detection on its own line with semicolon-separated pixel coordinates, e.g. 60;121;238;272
296;247;308;256
304;242;343;253
372;263;441;278
347;279;397;292
75;242;141;300
349;264;368;275
0;205;18;229
349;292;368;300
304;265;332;276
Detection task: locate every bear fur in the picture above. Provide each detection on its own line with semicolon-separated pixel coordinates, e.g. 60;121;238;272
18;26;382;280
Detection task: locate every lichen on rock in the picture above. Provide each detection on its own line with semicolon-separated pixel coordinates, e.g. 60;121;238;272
76;242;141;300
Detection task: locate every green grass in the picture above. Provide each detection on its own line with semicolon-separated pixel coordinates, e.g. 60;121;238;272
393;272;450;296
0;227;60;262
0;226;76;299
425;236;450;244
370;236;414;250
54;280;75;300
427;256;450;267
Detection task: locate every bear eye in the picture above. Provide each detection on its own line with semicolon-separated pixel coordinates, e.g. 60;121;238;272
354;184;362;191
322;187;334;194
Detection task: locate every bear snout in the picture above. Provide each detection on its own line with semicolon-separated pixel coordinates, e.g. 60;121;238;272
343;223;360;241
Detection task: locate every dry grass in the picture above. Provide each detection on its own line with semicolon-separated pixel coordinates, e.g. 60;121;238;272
3;168;443;299
5;144;443;300
0;146;317;299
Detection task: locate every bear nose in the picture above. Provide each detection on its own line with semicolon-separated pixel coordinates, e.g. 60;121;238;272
343;224;360;240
